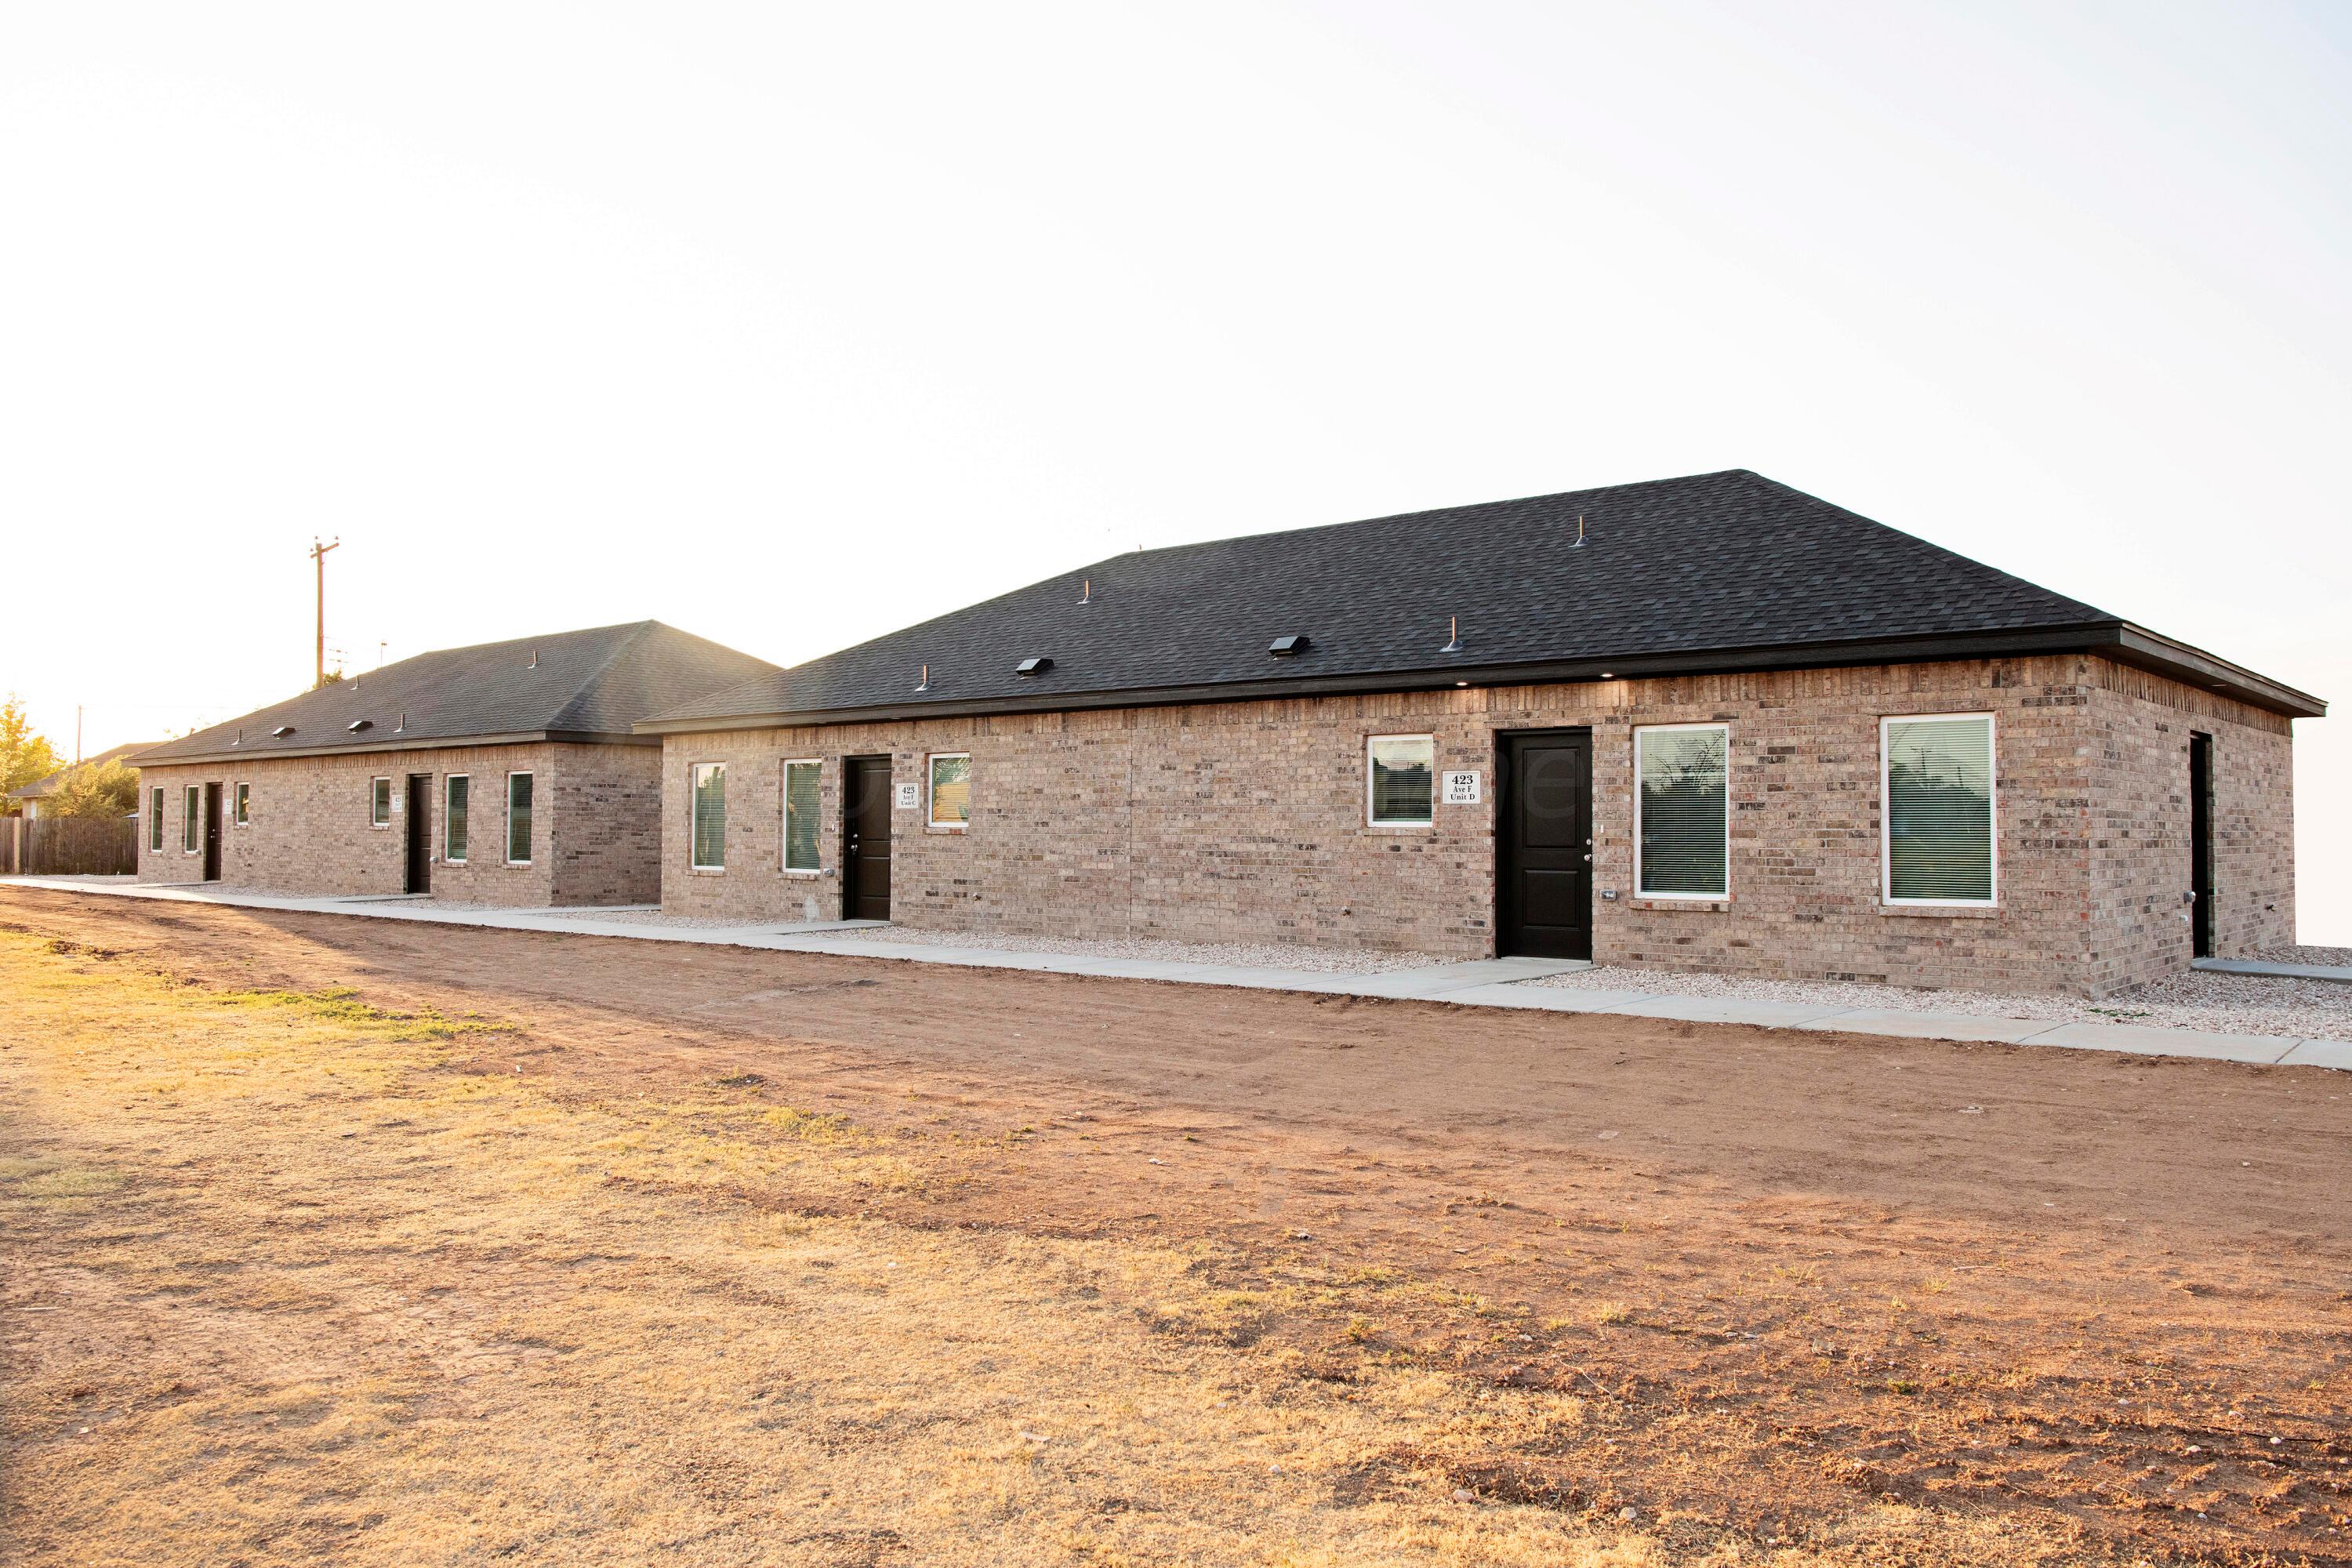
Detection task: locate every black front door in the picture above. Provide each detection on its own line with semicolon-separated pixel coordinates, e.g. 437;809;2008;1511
2190;732;2214;958
405;773;433;895
1497;729;1592;959
201;782;223;881
842;757;893;922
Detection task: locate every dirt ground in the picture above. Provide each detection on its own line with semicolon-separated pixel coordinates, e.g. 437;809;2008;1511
2;887;2348;1567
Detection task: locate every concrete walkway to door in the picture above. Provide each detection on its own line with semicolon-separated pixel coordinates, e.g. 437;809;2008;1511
5;874;2345;1073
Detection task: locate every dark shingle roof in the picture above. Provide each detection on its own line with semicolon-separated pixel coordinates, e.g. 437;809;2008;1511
644;470;2321;727
7;742;162;801
136;621;779;767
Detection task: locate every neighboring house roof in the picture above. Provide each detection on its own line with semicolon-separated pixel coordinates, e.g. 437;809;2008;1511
641;470;2324;731
135;622;781;768
6;742;160;803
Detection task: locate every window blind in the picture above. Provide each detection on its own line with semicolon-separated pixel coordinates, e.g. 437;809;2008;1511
692;764;727;869
930;755;971;826
784;761;821;870
1886;717;1993;902
507;774;533;863
445;776;469;862
1637;727;1728;896
1369;735;1434;824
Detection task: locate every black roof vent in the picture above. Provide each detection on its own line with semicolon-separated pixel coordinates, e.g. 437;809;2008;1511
270;725;296;739
1014;656;1054;677
1268;634;1308;658
347;718;374;733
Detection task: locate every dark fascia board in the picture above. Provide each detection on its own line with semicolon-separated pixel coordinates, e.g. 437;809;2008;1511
630;622;2323;735
129;729;655;770
2103;624;2325;717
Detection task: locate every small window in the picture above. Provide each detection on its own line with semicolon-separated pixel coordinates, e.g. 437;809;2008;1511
1635;724;1729;898
1883;713;1996;905
234;782;250;826
506;771;534;865
150;787;165;851
183;786;200;853
445;775;470;864
371;776;392;828
782;760;822;871
1367;735;1435;826
928;753;971;828
691;762;727;870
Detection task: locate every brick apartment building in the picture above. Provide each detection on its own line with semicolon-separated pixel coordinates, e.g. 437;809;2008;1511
638;470;2321;995
132;622;776;906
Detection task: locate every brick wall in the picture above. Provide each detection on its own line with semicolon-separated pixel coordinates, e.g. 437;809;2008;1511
655;655;2301;996
2079;670;2296;991
136;741;665;907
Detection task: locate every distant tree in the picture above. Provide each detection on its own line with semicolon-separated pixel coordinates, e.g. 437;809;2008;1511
1;695;62;810
47;759;142;818
314;666;345;691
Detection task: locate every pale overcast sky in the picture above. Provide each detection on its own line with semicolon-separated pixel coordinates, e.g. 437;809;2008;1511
3;2;2346;938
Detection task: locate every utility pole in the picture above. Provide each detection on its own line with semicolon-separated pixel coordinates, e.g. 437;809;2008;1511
310;537;341;688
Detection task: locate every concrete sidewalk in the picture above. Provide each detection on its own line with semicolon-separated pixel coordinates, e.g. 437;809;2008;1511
7;874;2344;1073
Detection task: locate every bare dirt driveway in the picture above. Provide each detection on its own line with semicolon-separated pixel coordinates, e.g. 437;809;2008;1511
2;887;2348;1567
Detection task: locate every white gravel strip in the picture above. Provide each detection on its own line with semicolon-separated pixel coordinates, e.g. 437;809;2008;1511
514;906;757;928
2244;943;2352;969
1523;964;2352;1042
791;924;1435;975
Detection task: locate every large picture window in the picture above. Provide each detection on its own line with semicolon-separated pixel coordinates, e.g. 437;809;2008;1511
445;775;470;864
506;772;534;865
783;759;822;871
928;753;971;828
1635;724;1729;898
150;787;165;851
1367;735;1435;826
183;786;199;853
691;762;727;870
1882;714;1995;905
371;776;392;828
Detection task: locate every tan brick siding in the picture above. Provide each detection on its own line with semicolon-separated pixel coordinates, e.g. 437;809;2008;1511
657;655;2299;996
136;742;665;907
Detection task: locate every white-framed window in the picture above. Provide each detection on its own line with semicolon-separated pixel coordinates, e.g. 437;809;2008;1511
782;759;822;871
927;753;971;829
1635;724;1730;898
691;761;727;870
506;771;534;865
1882;713;1996;906
150;787;165;851
1367;734;1435;826
182;785;200;853
234;782;250;826
445;775;470;864
370;776;392;829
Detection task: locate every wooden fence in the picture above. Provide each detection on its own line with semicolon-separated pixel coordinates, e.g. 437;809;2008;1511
1;815;140;877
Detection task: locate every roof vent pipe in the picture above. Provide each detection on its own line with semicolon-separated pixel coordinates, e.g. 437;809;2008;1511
1077;578;1091;605
528;649;538;670
1439;616;1463;654
1569;514;1587;549
914;663;930;693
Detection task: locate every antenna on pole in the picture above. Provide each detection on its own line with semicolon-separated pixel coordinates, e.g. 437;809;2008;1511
310;537;342;689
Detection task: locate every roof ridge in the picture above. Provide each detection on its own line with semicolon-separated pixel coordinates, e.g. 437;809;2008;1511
1737;473;2117;622
1062;468;1755;576
545;620;660;731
